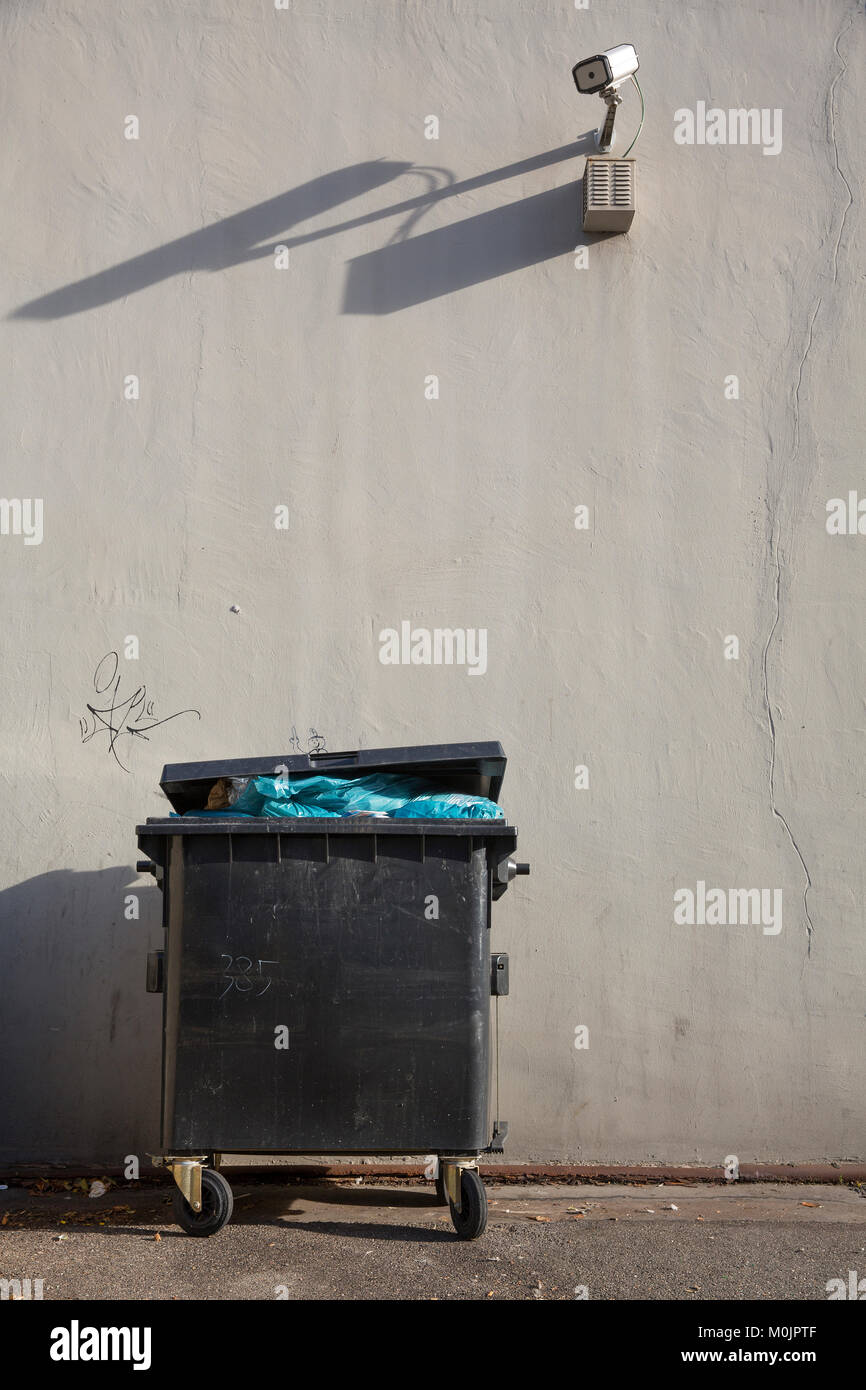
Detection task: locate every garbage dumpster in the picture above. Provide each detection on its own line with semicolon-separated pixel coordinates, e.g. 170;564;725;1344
136;741;529;1240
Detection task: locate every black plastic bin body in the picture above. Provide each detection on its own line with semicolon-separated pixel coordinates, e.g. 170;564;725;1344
137;743;520;1158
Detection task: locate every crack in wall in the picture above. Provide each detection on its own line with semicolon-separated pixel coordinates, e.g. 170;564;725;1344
760;532;815;955
828;11;856;286
760;9;857;957
792;297;822;459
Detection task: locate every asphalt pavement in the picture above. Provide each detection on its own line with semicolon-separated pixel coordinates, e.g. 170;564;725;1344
1;1180;864;1301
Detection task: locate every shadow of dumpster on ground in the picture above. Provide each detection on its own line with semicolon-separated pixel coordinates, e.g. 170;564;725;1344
10;136;603;321
75;1220;455;1243
228;1183;443;1214
259;1221;453;1243
0;866;162;1165
178;1181;449;1235
0;1181;455;1242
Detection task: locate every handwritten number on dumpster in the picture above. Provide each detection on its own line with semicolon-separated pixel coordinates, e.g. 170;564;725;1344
219;956;278;999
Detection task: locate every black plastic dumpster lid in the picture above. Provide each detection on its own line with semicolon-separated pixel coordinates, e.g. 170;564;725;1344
158;741;507;814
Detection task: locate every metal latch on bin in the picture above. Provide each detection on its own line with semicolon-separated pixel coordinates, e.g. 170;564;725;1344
146;951;165;994
490;953;509;995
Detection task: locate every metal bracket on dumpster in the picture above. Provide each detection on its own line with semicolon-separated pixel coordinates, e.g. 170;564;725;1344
485;1121;509;1154
165;1157;206;1212
440;1158;477;1214
490;953;509;996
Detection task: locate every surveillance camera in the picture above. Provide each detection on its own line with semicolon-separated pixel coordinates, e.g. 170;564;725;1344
571;42;643;158
572;43;639;95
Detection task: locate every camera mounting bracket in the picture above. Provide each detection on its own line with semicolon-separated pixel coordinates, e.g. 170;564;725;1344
596;85;623;152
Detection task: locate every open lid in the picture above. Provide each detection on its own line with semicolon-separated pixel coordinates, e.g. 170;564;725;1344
158;741;507;814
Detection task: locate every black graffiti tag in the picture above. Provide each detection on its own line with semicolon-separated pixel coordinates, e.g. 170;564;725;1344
79;652;201;772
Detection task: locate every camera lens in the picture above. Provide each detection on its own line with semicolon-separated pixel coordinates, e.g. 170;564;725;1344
588;69;596;79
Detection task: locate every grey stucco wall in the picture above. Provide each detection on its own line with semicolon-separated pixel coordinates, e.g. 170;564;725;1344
0;0;862;1165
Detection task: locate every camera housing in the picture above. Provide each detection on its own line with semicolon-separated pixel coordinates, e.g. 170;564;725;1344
572;43;639;95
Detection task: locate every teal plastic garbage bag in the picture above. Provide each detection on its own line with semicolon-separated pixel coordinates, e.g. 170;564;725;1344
230;777;340;817
393;792;504;820
294;773;432;814
232;773;432;817
188;774;504;820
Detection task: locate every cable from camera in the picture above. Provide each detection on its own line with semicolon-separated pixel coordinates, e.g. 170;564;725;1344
621;74;645;157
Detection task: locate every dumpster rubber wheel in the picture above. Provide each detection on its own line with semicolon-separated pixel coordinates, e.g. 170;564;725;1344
434;1171;448;1206
448;1168;487;1240
172;1169;233;1237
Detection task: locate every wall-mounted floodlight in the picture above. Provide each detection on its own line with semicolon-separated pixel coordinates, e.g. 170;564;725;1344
572;43;642;154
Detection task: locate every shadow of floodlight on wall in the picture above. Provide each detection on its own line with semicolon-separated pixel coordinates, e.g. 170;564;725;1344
10;161;413;319
343;183;579;315
10;140;595;321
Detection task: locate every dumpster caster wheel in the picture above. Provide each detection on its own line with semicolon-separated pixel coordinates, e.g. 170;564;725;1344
448;1168;487;1240
172;1169;233;1237
434;1171;448;1206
